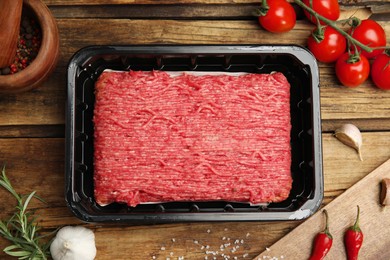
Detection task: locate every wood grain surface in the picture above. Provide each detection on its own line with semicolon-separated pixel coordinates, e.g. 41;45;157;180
0;1;389;260
254;158;390;260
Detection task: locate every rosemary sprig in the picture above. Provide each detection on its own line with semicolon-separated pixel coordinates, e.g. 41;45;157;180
0;167;51;260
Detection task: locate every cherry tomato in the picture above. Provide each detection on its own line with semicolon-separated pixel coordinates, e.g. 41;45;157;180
350;19;386;59
307;26;346;63
335;52;370;88
371;53;390;90
302;0;340;25
258;0;296;33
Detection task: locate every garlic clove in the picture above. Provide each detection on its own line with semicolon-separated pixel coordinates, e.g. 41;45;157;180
50;226;96;260
334;123;363;161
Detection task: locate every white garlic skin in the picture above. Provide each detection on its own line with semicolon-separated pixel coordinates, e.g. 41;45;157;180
334;123;363;161
50;226;97;260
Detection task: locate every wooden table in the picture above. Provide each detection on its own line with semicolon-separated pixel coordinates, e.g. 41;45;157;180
1;1;390;259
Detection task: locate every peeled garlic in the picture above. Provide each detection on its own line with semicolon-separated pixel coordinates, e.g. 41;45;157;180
334;123;363;161
50;226;96;260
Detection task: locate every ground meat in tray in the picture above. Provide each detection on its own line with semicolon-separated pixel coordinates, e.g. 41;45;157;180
93;70;292;207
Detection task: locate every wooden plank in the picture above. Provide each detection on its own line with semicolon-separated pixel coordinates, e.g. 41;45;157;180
0;125;64;138
254;158;390;260
0;133;389;259
0;69;65;126
322;118;390;132
49;4;258;19
43;0;390;5
48;4;378;20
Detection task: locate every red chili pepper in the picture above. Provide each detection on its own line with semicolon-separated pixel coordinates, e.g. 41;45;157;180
345;205;363;260
309;209;333;260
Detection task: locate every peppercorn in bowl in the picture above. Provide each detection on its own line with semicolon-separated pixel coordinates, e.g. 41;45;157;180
0;0;59;93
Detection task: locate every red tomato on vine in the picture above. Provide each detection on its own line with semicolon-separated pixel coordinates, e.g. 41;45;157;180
257;0;296;33
371;52;390;90
302;0;340;24
307;26;346;63
335;52;370;88
349;19;386;59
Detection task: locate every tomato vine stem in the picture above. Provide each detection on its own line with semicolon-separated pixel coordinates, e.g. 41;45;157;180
293;0;373;53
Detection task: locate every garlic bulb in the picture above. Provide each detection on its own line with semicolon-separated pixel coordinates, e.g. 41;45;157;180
334;123;363;161
50;226;97;260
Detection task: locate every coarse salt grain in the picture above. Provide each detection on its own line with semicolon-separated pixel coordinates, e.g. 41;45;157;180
170;252;174;256
243;253;249;258
246;233;250;237
207;229;211;233
171;238;176;242
266;247;271;252
152;256;156;259
161;246;166;251
240;239;244;244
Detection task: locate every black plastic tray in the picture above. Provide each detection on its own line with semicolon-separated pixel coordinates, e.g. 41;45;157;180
66;45;323;223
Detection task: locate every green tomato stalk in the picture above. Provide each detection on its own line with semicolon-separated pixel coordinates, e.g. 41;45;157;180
293;0;373;54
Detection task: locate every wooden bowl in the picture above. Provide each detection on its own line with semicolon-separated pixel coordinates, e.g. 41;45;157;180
0;0;59;93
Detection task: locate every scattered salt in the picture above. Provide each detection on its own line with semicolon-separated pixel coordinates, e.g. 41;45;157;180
201;246;205;250
152;256;156;259
207;229;211;233
243;253;249;258
246;232;250;237
171;238;176;242
266;247;271;252
169;252;174;256
240;239;244;244
161;246;166;251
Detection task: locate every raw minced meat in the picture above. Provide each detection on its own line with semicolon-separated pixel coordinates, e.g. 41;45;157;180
93;70;292;207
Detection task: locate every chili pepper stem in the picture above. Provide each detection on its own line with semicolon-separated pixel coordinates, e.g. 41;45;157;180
323;209;332;238
293;0;373;53
351;205;361;232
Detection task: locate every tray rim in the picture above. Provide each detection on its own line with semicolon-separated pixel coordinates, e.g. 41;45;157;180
65;44;323;223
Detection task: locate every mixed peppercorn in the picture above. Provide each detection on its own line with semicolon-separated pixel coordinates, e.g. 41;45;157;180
0;15;41;75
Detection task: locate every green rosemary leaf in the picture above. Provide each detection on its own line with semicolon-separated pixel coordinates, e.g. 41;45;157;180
0;168;52;260
4;245;31;257
0;168;21;201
